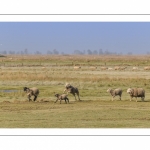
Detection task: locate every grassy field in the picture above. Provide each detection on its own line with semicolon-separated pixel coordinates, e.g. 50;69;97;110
1;54;150;128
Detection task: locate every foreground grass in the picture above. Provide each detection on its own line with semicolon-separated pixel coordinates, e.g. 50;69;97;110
0;100;150;128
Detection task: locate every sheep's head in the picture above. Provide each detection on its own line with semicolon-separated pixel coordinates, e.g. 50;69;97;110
65;83;71;88
107;88;112;93
127;88;133;95
55;93;60;97
23;87;28;92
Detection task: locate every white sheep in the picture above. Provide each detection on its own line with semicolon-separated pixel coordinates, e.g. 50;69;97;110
107;88;122;101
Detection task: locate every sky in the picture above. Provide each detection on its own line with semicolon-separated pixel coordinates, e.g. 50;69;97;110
0;22;150;55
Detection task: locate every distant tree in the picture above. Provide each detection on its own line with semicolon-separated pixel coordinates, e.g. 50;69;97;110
21;51;24;55
127;52;132;55
53;49;59;55
24;48;28;54
47;50;52;54
146;51;150;55
35;51;41;55
0;50;7;55
104;50;110;55
93;50;98;55
99;49;103;55
87;49;92;55
16;51;21;54
9;50;15;54
74;50;84;55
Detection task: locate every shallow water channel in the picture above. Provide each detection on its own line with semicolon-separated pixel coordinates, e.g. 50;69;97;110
0;90;19;93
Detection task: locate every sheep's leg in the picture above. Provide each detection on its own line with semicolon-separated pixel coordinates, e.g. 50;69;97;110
119;96;121;100
28;95;31;102
34;96;37;101
60;99;61;104
64;98;67;104
73;93;77;101
141;97;144;101
75;91;80;101
64;88;69;94
63;89;67;93
67;98;69;103
77;93;80;101
112;96;115;101
130;96;132;101
55;99;58;103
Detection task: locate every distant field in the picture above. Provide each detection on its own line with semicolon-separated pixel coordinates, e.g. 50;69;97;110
0;54;150;128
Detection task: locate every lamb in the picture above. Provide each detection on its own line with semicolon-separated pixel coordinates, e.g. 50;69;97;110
54;93;69;104
107;88;122;101
23;87;39;101
127;88;145;102
64;83;80;101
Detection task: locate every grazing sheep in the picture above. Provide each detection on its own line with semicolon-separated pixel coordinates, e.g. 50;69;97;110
89;66;97;70
114;66;127;71
144;66;150;70
101;67;108;70
23;87;39;101
55;93;69;104
114;66;120;70
120;66;127;70
107;88;122;101
64;83;80;101
132;67;138;71
108;67;113;71
74;66;81;69
127;88;145;102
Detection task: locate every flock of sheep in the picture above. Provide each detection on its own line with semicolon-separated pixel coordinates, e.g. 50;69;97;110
23;83;145;103
107;88;145;102
23;83;80;104
74;66;150;71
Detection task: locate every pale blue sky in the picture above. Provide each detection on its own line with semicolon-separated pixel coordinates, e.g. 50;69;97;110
0;22;150;55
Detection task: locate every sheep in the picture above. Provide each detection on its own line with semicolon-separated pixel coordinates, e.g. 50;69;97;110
89;66;97;70
23;87;39;101
64;83;80;101
54;93;69;104
114;66;127;70
132;67;138;71
120;66;127;70
107;88;122;101
108;67;113;71
127;88;145;102
74;66;81;69
101;67;108;70
114;66;120;70
144;66;150;70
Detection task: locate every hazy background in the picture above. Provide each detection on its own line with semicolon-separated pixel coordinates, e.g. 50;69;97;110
0;22;150;55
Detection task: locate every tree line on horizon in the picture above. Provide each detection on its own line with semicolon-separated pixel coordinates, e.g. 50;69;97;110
0;48;149;55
